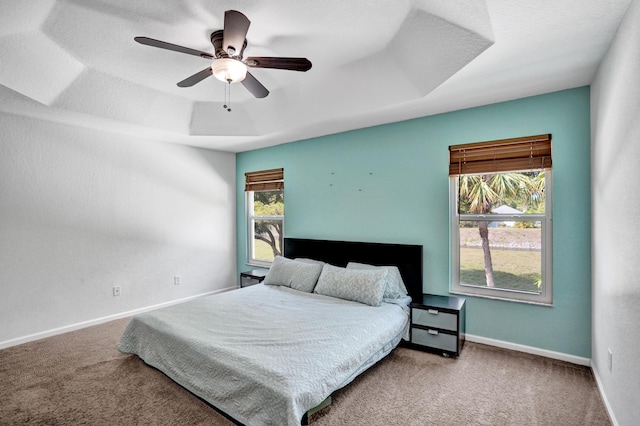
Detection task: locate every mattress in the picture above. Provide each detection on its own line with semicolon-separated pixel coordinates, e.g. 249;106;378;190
117;284;409;425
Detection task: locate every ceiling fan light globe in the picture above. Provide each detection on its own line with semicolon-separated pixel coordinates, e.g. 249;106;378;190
211;58;247;83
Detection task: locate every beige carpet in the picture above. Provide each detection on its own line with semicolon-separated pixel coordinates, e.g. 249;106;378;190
0;318;610;425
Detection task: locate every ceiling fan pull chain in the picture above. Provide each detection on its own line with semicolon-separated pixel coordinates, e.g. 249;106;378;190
223;80;232;112
222;80;231;112
222;81;227;110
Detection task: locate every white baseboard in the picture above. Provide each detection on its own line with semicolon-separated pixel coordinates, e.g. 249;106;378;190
0;286;236;350
465;333;591;366
591;363;618;426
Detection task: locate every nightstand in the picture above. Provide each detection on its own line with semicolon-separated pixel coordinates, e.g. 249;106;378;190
409;294;466;357
240;269;268;287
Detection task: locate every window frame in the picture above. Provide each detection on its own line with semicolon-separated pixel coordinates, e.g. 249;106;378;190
246;189;284;268
449;170;553;305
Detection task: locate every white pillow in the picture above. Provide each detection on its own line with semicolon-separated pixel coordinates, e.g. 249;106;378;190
263;256;323;293
295;258;326;266
346;262;408;299
314;264;386;307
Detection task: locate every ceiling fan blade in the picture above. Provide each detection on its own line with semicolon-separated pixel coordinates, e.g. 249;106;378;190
241;71;269;98
134;36;214;59
245;57;312;72
177;67;213;87
223;10;250;57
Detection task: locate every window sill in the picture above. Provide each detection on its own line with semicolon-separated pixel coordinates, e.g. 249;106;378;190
448;290;553;307
246;261;272;268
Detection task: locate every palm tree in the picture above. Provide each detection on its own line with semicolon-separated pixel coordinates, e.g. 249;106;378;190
458;172;539;287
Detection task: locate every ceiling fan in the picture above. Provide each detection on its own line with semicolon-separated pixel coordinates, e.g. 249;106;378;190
134;10;312;101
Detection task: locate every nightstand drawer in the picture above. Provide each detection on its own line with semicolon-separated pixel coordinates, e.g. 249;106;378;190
241;276;263;287
412;308;457;332
411;328;457;353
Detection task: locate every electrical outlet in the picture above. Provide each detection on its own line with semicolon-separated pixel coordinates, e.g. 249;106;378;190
113;286;121;297
607;349;613;372
174;276;180;285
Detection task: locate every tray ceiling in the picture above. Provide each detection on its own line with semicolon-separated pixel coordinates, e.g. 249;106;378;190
0;0;632;152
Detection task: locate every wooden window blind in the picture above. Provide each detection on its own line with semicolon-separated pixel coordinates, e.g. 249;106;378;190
244;168;284;192
449;134;552;176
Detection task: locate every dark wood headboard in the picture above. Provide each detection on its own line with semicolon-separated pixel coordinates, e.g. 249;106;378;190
283;238;423;302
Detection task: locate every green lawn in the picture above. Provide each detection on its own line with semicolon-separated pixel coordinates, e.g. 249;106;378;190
254;239;277;262
459;227;541;249
461;247;541;293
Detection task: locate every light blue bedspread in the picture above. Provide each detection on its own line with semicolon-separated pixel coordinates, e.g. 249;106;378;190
117;284;409;425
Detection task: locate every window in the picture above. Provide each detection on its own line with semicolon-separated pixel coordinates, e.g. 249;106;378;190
245;168;284;266
449;135;553;305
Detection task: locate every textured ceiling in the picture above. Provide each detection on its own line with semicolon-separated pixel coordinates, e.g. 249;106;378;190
0;0;632;152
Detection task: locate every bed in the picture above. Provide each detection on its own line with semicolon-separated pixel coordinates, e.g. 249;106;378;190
117;238;423;425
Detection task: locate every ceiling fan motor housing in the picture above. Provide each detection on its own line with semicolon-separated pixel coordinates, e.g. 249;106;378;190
210;30;246;60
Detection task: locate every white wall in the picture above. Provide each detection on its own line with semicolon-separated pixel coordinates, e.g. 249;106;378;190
0;112;236;346
591;0;640;424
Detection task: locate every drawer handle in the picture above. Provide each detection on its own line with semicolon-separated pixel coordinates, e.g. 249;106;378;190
428;309;439;315
428;329;439;335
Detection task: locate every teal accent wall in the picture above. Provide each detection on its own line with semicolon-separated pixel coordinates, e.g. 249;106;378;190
236;87;591;358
